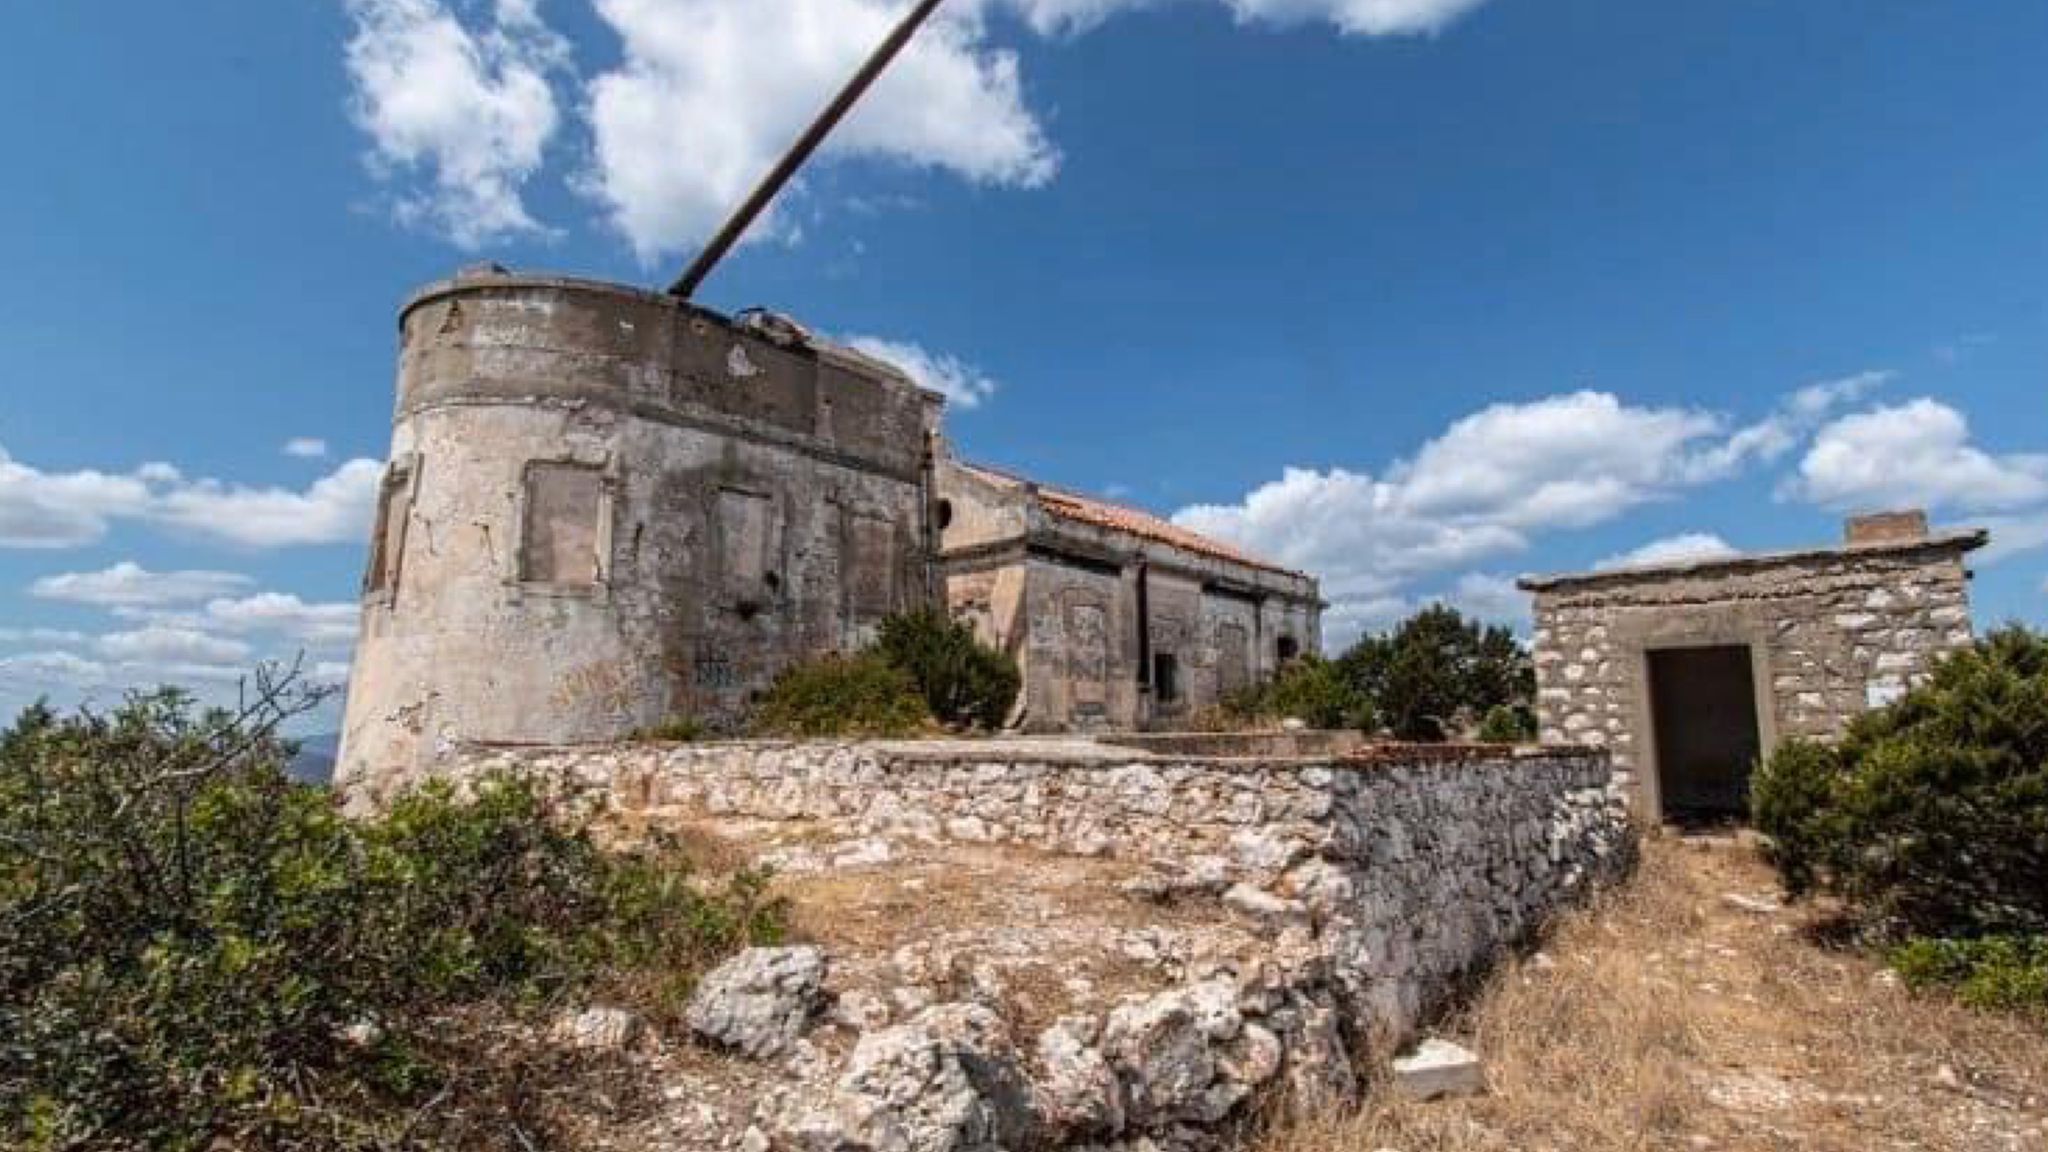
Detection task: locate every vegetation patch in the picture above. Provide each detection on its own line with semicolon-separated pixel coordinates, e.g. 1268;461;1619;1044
1890;935;2048;1019
873;609;1022;731
1752;625;2048;1022
748;651;935;738
0;674;783;1151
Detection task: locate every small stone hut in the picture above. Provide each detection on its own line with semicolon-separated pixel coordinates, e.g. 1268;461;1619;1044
1518;511;1986;824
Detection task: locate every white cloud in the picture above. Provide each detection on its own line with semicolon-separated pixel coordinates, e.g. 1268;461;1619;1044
0;651;109;691
283;437;331;459
348;0;1492;262
199;594;361;652
1445;571;1529;628
30;562;253;608
582;0;1059;262
846;335;999;409
96;627;253;667
344;0;569;247
0;448;154;549
0;445;382;551
1785;398;2048;513
1595;532;1740;572
0;628;92;647
148;459;384;549
1174;389;1826;651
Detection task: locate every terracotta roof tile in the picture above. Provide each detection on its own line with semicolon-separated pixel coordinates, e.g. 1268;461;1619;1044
955;461;1304;578
1053;494;1307;580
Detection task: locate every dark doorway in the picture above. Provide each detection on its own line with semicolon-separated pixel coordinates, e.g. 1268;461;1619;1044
1152;653;1182;707
1646;645;1762;824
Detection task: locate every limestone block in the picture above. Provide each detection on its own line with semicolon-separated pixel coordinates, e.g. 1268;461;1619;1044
1392;1038;1486;1100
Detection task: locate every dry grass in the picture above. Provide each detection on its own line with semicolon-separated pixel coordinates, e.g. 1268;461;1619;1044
1264;838;2048;1152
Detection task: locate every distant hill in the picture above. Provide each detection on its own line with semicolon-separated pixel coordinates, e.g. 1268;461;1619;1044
288;732;340;784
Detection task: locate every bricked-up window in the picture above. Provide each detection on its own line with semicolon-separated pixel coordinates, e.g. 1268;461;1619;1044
520;461;606;587
363;456;416;598
717;488;774;603
846;514;897;618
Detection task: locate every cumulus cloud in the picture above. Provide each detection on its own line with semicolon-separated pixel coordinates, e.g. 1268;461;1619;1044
1445;571;1529;628
846;335;1000;409
0;448;154;549
1595;533;1740;572
283;437;331;459
96;626;253;667
1173;388;1835;649
149;459;384;549
31;562;253;608
344;0;569;246
1784;398;2048;513
338;0;1498;256
0;445;382;551
582;0;1058;262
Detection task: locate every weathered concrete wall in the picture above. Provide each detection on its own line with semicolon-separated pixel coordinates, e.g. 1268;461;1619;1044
937;459;1323;731
451;737;1630;1039
338;271;941;806
1524;535;1980;818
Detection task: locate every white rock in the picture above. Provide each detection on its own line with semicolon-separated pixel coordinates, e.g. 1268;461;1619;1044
1035;1018;1125;1137
1721;892;1782;915
550;1005;643;1051
1391;1038;1485;1100
687;946;828;1059
1223;883;1307;921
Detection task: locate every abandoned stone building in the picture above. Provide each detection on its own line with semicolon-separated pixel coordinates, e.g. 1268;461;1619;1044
336;267;1318;797
1519;510;1985;824
937;461;1322;731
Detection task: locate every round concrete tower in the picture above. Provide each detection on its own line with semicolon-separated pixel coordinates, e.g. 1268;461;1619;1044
336;267;942;805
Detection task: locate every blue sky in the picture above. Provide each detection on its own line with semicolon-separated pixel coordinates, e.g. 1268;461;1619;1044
2;0;2044;723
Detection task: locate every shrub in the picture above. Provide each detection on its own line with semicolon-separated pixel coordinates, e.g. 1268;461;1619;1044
1218;656;1375;731
0;672;782;1151
633;715;706;743
1336;606;1533;742
1750;625;2048;937
873;609;1021;730
1890;935;2048;1018
1475;703;1537;745
749;651;934;738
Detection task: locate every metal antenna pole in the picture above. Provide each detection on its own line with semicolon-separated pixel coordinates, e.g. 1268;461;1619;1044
667;0;948;299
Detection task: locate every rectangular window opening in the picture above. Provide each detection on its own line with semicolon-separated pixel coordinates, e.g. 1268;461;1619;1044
521;461;606;588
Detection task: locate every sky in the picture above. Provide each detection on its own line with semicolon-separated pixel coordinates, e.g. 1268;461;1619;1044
1;0;2044;727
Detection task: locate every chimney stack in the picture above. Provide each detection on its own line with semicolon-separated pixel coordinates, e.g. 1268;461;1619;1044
1845;509;1929;546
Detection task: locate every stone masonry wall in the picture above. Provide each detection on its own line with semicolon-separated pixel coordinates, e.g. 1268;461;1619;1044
1527;542;1975;815
451;738;1631;1042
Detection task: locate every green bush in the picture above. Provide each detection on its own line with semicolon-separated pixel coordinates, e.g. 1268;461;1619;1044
1220;657;1375;731
1750;625;2048;938
749;651;934;738
1890;935;2048;1018
633;715;706;743
1475;703;1537;745
873;609;1021;730
1335;606;1533;742
0;676;782;1151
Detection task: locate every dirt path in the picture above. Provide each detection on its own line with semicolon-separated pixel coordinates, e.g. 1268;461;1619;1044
1267;839;2048;1152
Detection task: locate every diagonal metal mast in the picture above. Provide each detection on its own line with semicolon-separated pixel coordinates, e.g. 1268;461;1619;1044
666;0;949;300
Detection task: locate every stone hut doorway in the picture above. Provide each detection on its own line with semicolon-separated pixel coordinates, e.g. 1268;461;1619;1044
1646;645;1763;824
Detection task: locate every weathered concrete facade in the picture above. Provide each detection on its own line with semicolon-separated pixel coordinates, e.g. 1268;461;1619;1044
937;461;1322;731
1519;512;1986;822
339;267;1318;799
337;269;943;803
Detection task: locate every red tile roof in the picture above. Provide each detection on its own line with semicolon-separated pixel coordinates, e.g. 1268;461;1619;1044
951;464;1299;578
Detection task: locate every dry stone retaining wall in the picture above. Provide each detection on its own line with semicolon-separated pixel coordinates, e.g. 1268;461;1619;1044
449;738;1631;1147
